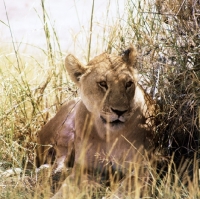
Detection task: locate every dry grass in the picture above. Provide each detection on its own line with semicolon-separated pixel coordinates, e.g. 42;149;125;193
0;0;199;198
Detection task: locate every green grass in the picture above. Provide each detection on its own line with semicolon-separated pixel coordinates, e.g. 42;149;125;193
0;0;199;198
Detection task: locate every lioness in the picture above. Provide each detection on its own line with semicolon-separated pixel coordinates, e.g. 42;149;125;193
36;46;155;197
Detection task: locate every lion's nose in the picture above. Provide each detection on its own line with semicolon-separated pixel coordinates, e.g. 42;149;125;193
111;108;127;117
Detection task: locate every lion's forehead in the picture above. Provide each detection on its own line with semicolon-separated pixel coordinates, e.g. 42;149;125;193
93;65;134;83
108;70;132;81
88;53;121;66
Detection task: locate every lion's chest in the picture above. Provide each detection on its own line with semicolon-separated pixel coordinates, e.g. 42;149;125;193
74;130;143;173
74;101;147;174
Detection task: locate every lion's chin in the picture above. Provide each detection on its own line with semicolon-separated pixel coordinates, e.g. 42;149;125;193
100;116;125;127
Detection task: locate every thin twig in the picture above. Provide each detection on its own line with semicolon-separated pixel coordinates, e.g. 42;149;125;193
87;0;95;62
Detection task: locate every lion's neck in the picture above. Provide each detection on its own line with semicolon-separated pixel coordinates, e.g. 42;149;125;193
75;99;151;146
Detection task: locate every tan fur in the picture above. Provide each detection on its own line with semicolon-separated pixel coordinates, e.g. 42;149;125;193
36;47;155;197
36;100;76;170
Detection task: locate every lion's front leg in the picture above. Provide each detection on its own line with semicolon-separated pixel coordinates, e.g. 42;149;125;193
51;163;103;199
53;139;75;171
50;132;75;193
50;165;81;199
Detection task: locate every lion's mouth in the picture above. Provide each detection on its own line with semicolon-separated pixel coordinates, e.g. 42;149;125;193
100;116;124;125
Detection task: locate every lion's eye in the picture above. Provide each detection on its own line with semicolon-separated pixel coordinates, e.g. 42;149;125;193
126;81;133;89
99;81;108;90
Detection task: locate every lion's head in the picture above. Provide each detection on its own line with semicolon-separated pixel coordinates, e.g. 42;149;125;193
65;47;150;135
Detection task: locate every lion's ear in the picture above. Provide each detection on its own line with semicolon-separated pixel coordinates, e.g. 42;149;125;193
65;54;86;85
122;46;137;67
